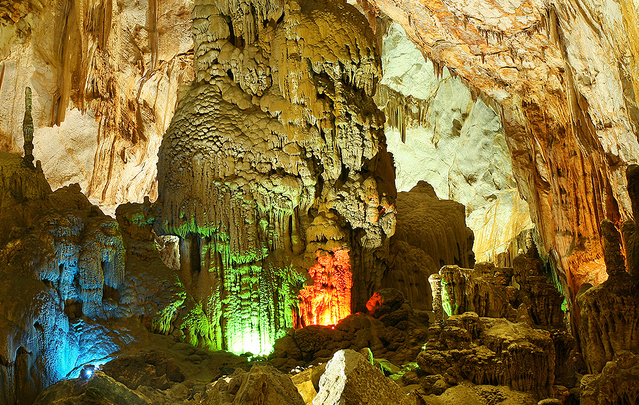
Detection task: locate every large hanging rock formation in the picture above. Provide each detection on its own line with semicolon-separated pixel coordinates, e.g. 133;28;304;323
155;0;395;356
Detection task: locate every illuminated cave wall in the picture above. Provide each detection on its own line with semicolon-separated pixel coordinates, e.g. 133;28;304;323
362;0;639;294
375;22;534;264
0;155;151;403
0;0;195;214
298;248;352;327
156;0;395;355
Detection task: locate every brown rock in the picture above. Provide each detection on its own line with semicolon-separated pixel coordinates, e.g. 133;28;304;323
313;349;412;405
580;351;639;405
418;314;556;395
206;363;305;405
367;288;406;318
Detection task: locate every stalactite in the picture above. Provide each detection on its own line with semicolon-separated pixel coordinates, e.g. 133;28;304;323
157;0;394;354
373;85;433;144
298;248;352;327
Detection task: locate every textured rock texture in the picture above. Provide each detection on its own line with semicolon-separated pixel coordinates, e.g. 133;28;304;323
205;363;305;405
156;0;395;355
415;381;538;405
580;350;639;405
577;165;639;376
428;250;565;329
361;0;639;293
577;237;639;374
417;313;556;395
34;371;152;405
0;153;125;403
313;349;412;405
268;296;430;369
385;181;474;310
0;151;201;404
376;22;534;264
0;0;194;212
33;344;252;405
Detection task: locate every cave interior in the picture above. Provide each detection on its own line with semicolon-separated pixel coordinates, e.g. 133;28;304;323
0;0;639;403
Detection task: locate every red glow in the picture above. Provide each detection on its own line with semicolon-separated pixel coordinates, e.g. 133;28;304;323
298;248;352;327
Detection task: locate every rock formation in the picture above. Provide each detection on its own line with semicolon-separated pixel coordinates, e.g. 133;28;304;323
2;0;639;403
0;0;195;212
577;166;639;376
360;0;639;294
155;0;396;355
313;349;412;405
580;350;639;405
0;153;124;403
205;363;305;405
22;87;34;168
428;249;564;330
376;21;534;264
418;313;556;395
385;181;474;310
0;151;197;403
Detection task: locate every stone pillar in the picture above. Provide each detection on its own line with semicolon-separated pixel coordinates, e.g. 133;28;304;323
428;273;443;322
22;87;34;168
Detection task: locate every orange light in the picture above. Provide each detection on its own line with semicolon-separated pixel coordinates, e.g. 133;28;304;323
298;248;352;327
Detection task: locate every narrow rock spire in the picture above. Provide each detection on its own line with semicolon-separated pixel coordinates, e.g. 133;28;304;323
23;87;34;168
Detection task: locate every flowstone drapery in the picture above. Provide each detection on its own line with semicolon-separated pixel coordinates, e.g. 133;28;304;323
156;0;396;355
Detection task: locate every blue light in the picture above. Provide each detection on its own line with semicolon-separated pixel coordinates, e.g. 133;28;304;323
80;366;94;379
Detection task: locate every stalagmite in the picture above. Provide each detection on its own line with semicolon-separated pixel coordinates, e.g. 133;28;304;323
22;87;34;168
429;273;443;321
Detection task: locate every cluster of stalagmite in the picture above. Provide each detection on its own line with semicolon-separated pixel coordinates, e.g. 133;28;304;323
156;0;395;355
419;313;557;395
427;249;565;328
0;153;126;403
576;166;639;403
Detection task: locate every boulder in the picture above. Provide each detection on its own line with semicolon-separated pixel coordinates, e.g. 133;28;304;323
313;349;412;405
34;371;151;405
205;363;305;405
290;366;325;405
